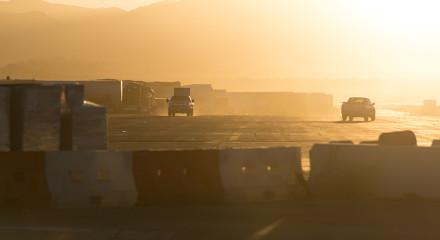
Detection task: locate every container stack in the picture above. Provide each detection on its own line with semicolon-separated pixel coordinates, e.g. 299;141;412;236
0;82;107;151
15;85;63;151
63;84;85;109
60;84;86;150
72;101;107;150
0;87;10;151
63;84;107;150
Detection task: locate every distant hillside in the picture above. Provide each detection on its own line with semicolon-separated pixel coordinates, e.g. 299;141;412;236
0;0;124;18
0;0;325;80
0;58;145;80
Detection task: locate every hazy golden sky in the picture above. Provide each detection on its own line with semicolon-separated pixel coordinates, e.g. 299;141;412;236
1;0;440;103
0;0;168;10
2;0;440;81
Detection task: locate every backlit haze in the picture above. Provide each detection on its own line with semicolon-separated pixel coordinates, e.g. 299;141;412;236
43;0;166;10
1;0;440;103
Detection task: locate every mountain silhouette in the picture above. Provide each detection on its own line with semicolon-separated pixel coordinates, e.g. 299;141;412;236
0;0;305;79
0;0;124;18
0;0;398;96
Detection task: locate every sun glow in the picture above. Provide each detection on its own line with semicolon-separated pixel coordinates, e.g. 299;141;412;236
346;0;440;36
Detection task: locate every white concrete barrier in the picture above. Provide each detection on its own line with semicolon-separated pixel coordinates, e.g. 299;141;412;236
218;147;304;202
45;151;137;208
309;144;440;199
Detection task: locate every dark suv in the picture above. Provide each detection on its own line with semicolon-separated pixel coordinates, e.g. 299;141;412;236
341;97;376;121
167;96;195;117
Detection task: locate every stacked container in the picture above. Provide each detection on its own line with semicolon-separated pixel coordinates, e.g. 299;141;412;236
10;85;62;151
0;87;10;151
0;83;107;151
61;84;107;151
72;101;107;150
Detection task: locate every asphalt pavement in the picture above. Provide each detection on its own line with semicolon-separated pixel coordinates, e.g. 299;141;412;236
2;201;440;240
3;110;440;239
108;110;440;171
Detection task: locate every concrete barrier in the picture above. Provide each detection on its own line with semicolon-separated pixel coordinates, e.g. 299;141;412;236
431;140;440;147
218;147;304;202
0;147;306;209
309;144;440;200
378;130;417;146
133;150;224;205
0;152;50;209
46;151;137;208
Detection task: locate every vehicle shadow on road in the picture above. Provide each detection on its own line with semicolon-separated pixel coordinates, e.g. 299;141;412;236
333;121;371;124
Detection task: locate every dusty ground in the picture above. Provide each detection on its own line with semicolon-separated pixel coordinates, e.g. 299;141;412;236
3;110;440;239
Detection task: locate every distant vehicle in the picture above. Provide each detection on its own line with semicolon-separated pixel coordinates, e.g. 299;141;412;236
78;80;155;114
341;97;375;121
167;88;195;116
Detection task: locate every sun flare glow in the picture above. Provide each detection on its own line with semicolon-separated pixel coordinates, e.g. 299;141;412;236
346;0;440;36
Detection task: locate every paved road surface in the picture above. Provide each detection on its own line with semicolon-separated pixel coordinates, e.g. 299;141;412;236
108;110;440;172
3;111;440;239
1;201;440;240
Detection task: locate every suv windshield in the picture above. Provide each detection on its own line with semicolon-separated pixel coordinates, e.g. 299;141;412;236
171;96;191;102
